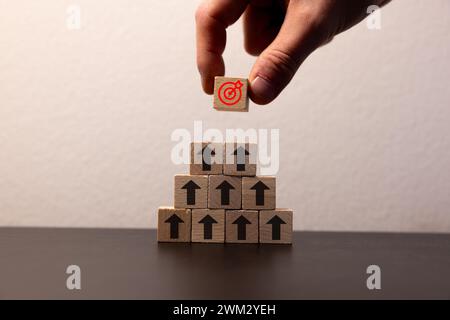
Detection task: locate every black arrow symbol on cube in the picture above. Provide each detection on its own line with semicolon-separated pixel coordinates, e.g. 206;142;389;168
250;181;270;206
165;214;184;239
181;180;201;205
233;146;250;172
198;146;215;171
199;214;217;239
216;180;235;205
232;215;251;240
267;215;286;240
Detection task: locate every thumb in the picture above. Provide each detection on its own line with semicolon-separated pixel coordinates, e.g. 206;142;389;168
249;7;324;105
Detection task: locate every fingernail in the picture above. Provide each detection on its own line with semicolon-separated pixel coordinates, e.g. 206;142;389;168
251;76;277;102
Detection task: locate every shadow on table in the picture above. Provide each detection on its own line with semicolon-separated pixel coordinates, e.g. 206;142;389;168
154;242;293;299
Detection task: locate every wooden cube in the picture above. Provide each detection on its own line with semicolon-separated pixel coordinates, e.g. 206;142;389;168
213;77;249;112
224;142;257;176
174;174;208;208
259;209;293;244
157;207;191;242
191;209;225;243
208;175;241;209
242;176;276;210
190;142;223;175
225;210;259;243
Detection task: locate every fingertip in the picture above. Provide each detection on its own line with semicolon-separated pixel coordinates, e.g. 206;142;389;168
202;76;214;95
249;76;279;105
197;56;224;95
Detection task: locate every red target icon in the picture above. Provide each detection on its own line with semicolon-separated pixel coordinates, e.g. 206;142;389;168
218;80;243;106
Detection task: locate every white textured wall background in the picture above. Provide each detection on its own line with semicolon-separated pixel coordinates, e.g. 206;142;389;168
1;0;449;232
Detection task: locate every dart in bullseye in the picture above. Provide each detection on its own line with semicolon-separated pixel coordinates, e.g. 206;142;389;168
213;76;249;112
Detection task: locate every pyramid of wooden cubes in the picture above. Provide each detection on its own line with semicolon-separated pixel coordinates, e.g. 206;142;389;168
157;142;293;244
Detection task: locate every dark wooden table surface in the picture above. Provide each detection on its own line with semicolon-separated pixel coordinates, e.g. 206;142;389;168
0;228;449;299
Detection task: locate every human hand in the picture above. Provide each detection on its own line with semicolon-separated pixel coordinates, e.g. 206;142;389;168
196;0;391;105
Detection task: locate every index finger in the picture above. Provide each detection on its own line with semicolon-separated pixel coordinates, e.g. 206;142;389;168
195;0;249;94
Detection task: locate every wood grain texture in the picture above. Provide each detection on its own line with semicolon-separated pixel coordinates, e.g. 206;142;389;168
225;210;259;243
223;142;257;176
208;175;242;209
259;209;293;244
157;207;191;242
213;77;249;112
174;174;208;208
191;209;225;243
190;142;223;175
242;176;276;210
